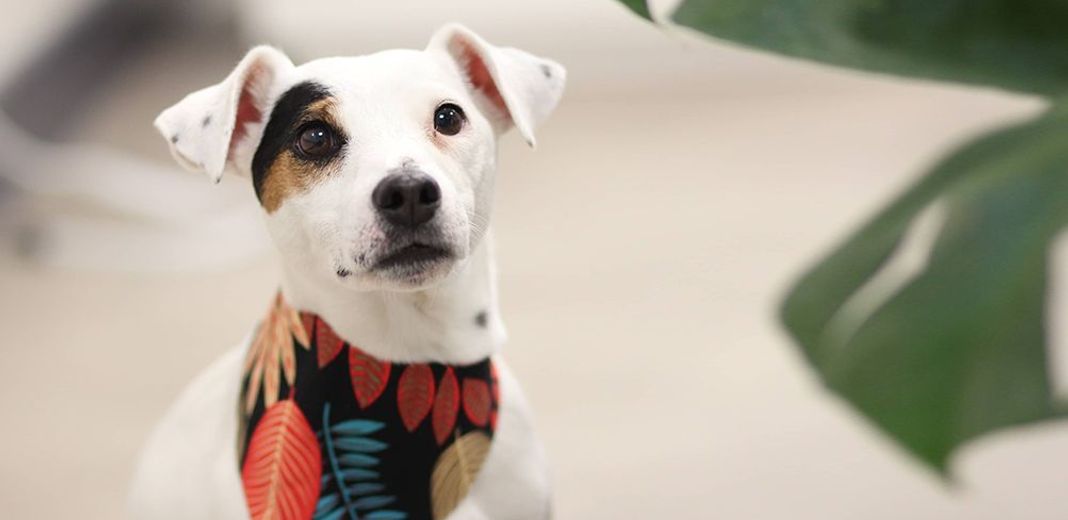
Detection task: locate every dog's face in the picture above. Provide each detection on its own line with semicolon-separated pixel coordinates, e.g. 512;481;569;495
156;25;565;290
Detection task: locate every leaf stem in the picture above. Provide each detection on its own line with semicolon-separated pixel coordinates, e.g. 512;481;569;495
322;402;360;520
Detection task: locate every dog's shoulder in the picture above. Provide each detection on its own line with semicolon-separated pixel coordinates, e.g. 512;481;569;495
127;342;250;519
461;357;553;520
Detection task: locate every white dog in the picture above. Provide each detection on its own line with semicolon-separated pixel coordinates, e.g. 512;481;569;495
128;24;565;520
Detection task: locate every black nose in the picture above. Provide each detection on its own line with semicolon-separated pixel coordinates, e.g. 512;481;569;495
372;173;441;227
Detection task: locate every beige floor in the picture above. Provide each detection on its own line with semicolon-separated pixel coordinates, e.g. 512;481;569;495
3;15;1068;520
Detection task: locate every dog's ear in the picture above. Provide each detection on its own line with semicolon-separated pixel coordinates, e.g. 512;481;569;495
154;46;294;183
428;24;566;147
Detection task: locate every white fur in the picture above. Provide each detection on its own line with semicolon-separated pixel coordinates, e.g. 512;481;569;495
129;24;564;519
0;110;269;273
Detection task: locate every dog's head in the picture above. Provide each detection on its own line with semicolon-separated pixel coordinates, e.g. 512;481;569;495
156;25;565;290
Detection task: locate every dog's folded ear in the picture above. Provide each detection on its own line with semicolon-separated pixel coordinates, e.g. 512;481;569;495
428;24;566;148
154;46;294;183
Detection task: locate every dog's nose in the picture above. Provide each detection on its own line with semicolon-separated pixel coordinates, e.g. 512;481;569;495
372;173;441;227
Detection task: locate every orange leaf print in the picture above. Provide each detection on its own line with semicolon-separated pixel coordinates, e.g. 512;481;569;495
241;400;321;520
349;347;391;409
397;365;435;432
433;368;460;445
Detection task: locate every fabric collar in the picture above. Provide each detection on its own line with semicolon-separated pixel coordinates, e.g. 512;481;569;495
238;293;499;520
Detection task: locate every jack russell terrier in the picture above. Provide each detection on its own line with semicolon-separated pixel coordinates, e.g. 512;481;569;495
128;24;565;520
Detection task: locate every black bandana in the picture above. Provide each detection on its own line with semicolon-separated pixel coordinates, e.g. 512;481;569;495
239;294;499;520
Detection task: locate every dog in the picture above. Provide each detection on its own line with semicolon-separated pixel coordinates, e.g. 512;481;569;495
128;24;565;520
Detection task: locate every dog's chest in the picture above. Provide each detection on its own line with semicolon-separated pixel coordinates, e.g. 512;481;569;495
239;294;500;520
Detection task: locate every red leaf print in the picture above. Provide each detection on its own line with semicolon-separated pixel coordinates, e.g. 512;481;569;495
490;361;500;430
490;361;500;404
315;319;345;368
349;347;391;408
241;400;321;520
433;367;460;445
300;312;316;344
462;378;492;427
397;364;435;432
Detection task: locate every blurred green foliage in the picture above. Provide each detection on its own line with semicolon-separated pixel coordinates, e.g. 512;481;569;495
617;0;1068;473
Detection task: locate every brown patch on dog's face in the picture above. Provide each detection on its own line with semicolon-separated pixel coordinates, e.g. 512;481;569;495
260;149;330;212
251;82;347;213
260;99;344;212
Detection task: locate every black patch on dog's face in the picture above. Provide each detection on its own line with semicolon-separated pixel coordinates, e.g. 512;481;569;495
251;81;332;202
474;311;488;328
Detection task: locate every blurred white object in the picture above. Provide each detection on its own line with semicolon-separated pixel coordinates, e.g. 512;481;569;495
0;0;99;81
0;0;269;272
233;0;740;98
0;111;269;272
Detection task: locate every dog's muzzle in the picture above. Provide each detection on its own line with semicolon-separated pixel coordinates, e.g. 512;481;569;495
369;172;453;275
372;172;441;228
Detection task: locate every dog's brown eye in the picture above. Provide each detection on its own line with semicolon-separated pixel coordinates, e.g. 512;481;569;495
295;124;338;158
433;103;465;136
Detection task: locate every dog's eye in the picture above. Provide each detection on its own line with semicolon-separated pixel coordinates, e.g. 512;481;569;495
295;124;338;158
433;103;465;136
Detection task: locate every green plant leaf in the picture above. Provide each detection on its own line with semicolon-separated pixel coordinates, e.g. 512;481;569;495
619;0;653;21
670;0;1068;96
781;103;1068;473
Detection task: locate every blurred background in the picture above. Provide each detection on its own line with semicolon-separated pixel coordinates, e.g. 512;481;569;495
0;0;1066;518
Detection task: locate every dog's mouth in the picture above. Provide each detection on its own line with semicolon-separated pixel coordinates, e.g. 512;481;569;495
373;243;452;271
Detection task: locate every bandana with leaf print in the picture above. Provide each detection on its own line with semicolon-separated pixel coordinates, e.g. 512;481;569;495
239;293;499;520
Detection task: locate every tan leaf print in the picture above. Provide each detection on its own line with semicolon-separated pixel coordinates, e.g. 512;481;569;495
244;344;265;416
264;344;280;409
430;431;491;520
285;302;310;348
280;330;297;384
243;293;312;415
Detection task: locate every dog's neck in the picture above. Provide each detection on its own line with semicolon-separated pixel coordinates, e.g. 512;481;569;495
278;234;505;364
